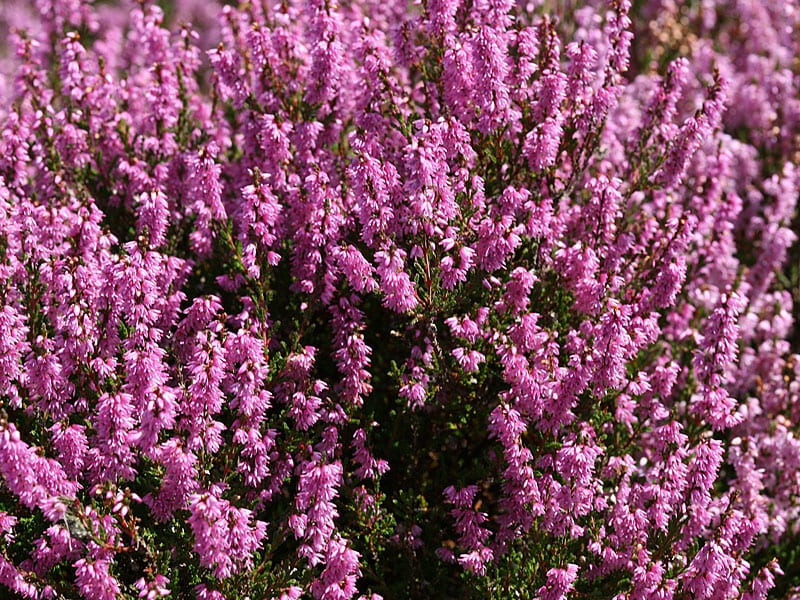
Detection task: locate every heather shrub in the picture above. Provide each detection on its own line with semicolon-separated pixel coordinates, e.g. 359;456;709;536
0;0;798;598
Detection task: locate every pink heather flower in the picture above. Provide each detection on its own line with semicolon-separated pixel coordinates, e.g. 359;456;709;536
349;138;400;247
90;391;137;481
0;304;29;406
374;247;418;313
445;310;488;344
743;559;782;600
555;243;603;314
256;114;293;174
402;119;459;232
647;240;690;310
471;26;516;134
275;587;304;600
525;117;563;172
499;267;538;314
399;376;428;410
691;291;746;429
693;291;745;385
443;485;494;575
50;423;88;480
442;34;476;125
185;144;227;257
294;459;343;566
452;347;486;373
29;524;80;576
134;574;170;599
425;0;458;34
473;212;522;273
289;392;323;431
439;245;476;290
74;551;122;600
537;564;580;600
0;554;38;598
0;423;79;514
233;426;277;488
195;584;227;600
351;429;389;480
603;0;633;75
309;536;361;600
208;45;248;107
125;343;178;450
583;176;622;244
488;403;543;541
680;540;738;600
638;57;690;146
507;313;548;354
590;299;635;392
330;296;373;406
304;0;345;110
334;245;378;293
146;440;199;520
0;0;798;597
58;32;90;103
238;173;284;260
181;328;227;452
659;72;728;188
188;488;267;579
135;190;170;248
565;40;598;102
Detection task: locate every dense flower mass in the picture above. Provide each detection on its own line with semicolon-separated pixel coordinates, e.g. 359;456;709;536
0;0;798;598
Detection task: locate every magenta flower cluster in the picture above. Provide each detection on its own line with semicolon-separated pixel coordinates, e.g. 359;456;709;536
0;0;798;598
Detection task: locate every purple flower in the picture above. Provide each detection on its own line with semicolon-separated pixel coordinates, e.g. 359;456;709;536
188;487;267;578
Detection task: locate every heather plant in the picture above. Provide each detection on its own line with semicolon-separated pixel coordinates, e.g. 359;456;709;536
0;0;799;599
